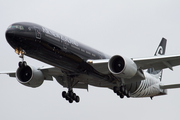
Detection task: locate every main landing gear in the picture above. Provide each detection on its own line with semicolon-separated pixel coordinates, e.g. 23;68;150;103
61;76;80;103
113;86;130;99
62;90;80;103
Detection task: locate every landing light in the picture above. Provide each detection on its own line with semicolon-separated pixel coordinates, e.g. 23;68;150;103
15;48;20;55
15;48;26;55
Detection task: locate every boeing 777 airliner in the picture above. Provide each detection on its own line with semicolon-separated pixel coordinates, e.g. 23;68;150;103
2;22;180;103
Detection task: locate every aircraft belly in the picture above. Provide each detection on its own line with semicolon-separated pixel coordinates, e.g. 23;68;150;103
130;73;162;98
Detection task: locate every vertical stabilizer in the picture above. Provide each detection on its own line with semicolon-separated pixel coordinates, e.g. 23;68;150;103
154;38;167;56
147;38;167;81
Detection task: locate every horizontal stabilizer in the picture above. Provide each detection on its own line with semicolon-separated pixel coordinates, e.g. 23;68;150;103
160;83;180;89
0;71;16;77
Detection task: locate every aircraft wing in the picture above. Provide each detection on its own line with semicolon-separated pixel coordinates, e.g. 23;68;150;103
87;54;180;74
0;65;63;81
0;65;88;90
133;54;180;70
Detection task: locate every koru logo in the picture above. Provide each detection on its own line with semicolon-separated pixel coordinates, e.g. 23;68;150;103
156;46;163;55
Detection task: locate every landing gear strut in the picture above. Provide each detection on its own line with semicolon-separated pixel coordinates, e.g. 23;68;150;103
113;86;131;99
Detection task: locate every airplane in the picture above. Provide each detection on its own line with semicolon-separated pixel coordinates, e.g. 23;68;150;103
3;22;180;103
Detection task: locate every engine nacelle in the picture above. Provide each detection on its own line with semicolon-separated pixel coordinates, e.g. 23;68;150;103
108;55;137;79
16;65;44;88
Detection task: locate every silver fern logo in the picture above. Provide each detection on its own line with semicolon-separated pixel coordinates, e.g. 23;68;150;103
156;46;163;55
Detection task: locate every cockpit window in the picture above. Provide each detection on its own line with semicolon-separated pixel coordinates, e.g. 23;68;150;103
8;25;24;30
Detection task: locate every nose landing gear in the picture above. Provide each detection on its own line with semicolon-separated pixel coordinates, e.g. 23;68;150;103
15;48;27;68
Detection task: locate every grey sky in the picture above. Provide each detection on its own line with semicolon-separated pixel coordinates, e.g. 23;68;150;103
1;0;180;120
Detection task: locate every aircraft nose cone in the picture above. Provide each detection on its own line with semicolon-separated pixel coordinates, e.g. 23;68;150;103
5;30;14;39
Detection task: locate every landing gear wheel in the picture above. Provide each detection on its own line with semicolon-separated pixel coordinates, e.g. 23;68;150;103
69;98;73;103
62;91;67;98
126;91;131;98
72;93;77;100
116;91;121;96
120;94;124;99
68;91;73;98
65;95;70;100
120;86;125;93
22;61;27;67
75;96;80;103
19;62;23;68
18;61;27;68
123;89;128;95
113;86;118;93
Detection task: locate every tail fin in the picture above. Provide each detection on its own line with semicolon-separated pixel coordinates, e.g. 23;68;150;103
147;38;167;81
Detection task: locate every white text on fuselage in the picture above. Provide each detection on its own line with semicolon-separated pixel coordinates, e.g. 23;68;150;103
42;26;78;46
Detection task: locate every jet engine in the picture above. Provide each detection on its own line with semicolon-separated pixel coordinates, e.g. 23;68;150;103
108;55;137;79
16;65;44;88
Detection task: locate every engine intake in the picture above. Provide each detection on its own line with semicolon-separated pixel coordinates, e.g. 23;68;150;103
16;65;44;88
108;55;137;79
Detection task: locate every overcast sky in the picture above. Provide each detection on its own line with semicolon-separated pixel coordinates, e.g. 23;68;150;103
1;0;180;120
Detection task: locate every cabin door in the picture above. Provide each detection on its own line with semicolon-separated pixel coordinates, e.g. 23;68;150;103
35;27;41;39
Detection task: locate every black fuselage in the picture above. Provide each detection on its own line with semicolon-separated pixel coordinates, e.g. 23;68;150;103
6;22;110;75
5;22;142;94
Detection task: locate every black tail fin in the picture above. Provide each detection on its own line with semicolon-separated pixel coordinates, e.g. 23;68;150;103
147;38;167;81
154;38;167;56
